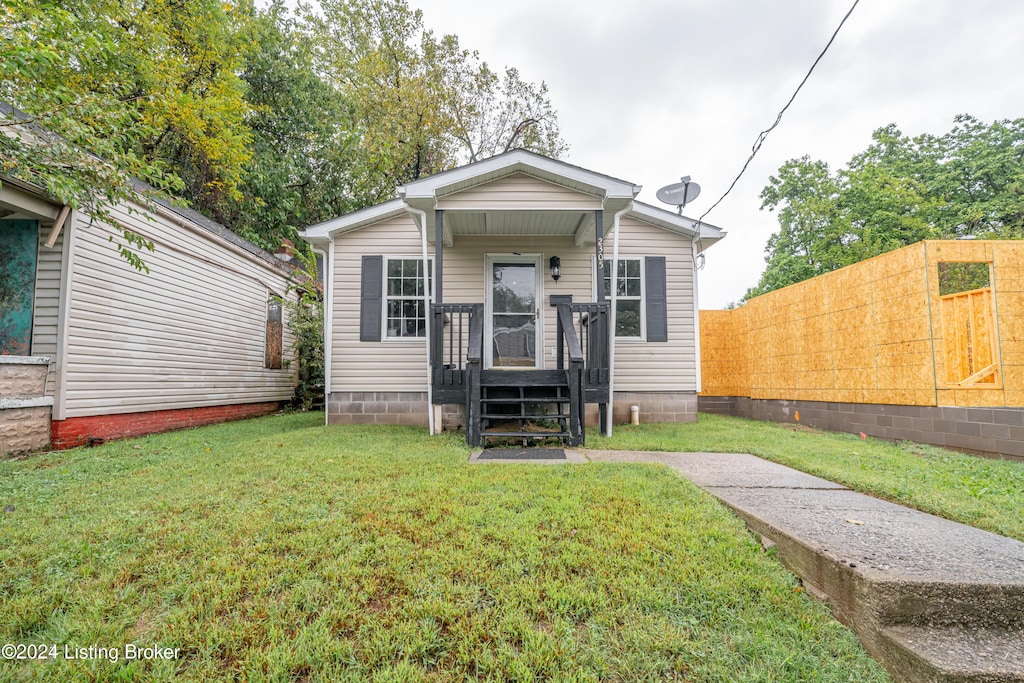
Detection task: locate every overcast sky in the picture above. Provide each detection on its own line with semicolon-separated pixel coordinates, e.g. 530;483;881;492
392;0;1024;308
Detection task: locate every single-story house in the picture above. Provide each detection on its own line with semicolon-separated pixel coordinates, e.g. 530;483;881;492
0;174;298;453
301;150;724;445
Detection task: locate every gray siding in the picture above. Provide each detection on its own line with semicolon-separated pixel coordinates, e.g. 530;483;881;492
62;202;296;417
31;221;62;396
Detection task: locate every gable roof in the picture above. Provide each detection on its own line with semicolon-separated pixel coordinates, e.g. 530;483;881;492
300;150;726;251
628;201;726;250
398;149;641;207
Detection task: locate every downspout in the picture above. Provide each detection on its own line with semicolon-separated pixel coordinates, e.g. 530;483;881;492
606;202;633;437
407;207;435;436
692;236;702;394
324;241;335;426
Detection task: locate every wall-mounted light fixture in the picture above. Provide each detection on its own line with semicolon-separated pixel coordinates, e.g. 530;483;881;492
549;255;561;282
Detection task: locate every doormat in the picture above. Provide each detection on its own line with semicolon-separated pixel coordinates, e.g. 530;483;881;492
479;448;567;460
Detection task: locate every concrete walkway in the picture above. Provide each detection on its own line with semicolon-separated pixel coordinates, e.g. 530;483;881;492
582;450;1024;683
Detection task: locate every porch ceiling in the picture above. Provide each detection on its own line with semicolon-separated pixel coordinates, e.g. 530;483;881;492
440;210;592;241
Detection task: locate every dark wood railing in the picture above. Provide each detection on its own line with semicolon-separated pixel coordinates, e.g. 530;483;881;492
430;301;607;445
565;302;610;403
430;303;482;404
555;303;585;444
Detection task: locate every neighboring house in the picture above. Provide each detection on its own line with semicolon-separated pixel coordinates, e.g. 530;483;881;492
301;150;725;445
0;175;297;454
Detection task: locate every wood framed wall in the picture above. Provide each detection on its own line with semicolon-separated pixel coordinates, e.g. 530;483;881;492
700;240;1024;409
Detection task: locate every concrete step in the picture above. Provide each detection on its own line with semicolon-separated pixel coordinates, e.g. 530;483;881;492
879;626;1024;682
583;451;1024;683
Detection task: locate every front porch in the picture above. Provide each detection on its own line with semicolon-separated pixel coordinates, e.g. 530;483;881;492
423;199;615;446
429;300;609;446
303;150;724;441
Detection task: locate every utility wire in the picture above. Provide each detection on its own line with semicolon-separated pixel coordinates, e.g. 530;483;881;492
698;0;861;225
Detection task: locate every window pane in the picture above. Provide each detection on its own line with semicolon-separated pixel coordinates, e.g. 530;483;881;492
388;260;402;277
387;277;401;296
626;259;640;278
626;276;641;297
493;264;535;313
616;300;641;337
386;300;402;337
402;259;417;277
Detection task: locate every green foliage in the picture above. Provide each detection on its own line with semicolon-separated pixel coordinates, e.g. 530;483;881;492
283;250;324;410
2;0;569;261
222;2;358;252
0;415;886;681
1;0;253;265
304;0;568;205
938;261;990;296
749;115;1024;298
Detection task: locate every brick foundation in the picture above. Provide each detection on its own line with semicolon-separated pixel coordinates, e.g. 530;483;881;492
50;402;281;449
699;396;1024;461
585;391;698;426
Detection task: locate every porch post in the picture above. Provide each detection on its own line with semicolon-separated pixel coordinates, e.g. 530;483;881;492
594;209;607;433
434;209;444;304
594;210;604;303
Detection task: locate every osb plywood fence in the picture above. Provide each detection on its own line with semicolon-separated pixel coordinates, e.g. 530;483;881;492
701;240;1024;408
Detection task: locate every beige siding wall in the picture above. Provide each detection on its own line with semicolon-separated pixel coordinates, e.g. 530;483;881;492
330;214;698;394
331;216;427;392
436;173;602;210
31;222;63;396
612;218;697;392
62;204;296;417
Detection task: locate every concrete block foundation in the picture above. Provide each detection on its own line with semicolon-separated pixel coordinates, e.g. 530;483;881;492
699;396;1024;460
0;357;52;456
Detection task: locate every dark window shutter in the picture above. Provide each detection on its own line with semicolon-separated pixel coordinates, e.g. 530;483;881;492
645;256;668;342
360;255;383;342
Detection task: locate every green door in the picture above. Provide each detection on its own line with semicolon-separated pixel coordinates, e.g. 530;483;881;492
0;220;39;355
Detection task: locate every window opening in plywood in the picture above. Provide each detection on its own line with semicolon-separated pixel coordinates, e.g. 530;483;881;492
937;262;997;387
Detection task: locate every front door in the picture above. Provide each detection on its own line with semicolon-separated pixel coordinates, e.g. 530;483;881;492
486;255;542;369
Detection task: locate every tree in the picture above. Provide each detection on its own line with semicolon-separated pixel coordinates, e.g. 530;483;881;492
748;115;1024;298
1;0;254;268
303;0;567;205
222;1;358;252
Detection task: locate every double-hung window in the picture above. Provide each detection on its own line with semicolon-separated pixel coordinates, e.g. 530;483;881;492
602;258;644;338
384;257;432;338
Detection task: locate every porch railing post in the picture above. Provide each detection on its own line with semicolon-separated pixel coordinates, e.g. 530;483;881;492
434;209;444;304
594;209;607;432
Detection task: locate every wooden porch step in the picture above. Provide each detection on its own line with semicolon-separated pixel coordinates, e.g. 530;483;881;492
481;413;570;420
481;431;567;439
480;369;569;387
480;394;567;403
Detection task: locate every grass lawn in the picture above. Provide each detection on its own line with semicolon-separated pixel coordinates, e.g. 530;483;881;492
594;413;1024;543
0;412;887;682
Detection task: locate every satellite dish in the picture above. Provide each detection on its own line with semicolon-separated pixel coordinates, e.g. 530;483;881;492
656;176;701;214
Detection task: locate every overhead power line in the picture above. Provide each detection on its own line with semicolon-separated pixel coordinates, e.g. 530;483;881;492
698;0;861;225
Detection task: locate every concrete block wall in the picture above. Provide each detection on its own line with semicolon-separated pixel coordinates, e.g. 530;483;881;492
326;391;429;426
699;396;1024;460
327;390;698;430
0;356;53;456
